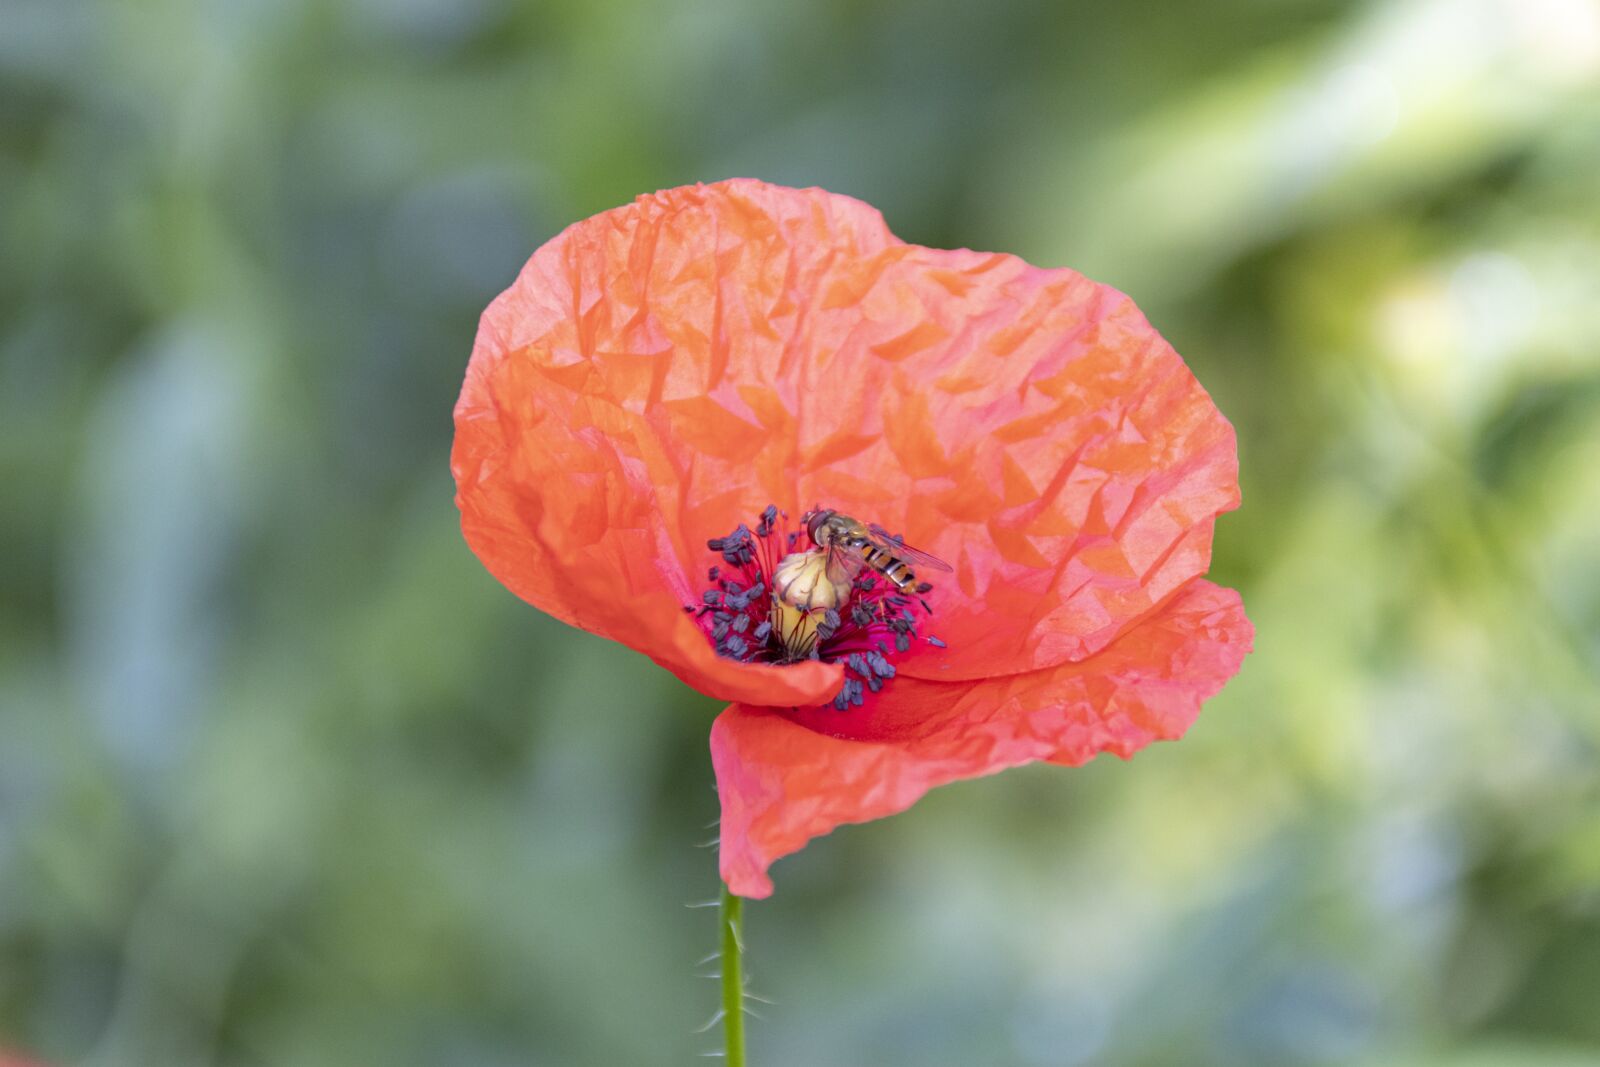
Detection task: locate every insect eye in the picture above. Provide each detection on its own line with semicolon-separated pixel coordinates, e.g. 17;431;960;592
805;510;831;544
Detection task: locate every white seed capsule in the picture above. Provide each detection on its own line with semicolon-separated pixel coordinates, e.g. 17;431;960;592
768;550;853;661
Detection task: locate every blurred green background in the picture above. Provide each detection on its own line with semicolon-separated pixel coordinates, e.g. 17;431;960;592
3;0;1599;1064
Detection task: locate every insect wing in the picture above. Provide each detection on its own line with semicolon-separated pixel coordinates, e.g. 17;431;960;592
823;541;866;583
866;523;953;572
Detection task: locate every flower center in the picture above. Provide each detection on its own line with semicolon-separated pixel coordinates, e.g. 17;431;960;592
687;505;946;710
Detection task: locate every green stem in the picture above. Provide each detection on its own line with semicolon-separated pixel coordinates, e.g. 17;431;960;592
720;884;746;1066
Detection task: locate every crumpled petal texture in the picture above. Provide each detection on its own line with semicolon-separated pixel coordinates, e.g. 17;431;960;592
712;580;1252;898
452;179;1240;696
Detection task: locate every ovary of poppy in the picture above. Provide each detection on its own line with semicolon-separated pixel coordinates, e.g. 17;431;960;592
453;178;1252;898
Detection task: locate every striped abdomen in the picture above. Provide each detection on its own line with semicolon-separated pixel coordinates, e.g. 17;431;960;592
853;539;917;592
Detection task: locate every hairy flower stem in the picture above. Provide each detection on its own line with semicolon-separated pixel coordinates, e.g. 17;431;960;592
721;884;746;1065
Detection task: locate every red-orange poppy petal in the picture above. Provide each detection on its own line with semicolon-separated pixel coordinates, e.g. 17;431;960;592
711;579;1251;898
787;245;1239;681
453;425;844;706
453;181;893;703
454;178;1237;697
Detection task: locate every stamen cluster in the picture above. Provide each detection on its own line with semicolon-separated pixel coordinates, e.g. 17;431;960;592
688;505;944;710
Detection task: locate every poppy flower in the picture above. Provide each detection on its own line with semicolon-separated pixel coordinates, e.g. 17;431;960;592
453;179;1252;899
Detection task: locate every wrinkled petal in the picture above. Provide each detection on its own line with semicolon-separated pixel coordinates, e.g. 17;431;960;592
786;248;1238;680
454;178;1237;697
712;579;1251;898
453;181;891;703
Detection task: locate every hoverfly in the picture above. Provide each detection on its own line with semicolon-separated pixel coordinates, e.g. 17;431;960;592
801;509;953;594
